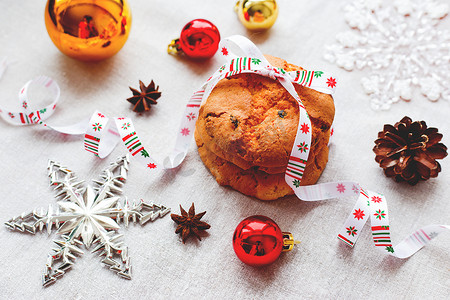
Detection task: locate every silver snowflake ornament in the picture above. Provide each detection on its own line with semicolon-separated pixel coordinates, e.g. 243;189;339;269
56;185;122;248
324;0;450;110
5;155;170;287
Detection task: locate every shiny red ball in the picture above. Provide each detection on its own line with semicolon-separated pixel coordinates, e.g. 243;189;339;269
179;19;220;59
232;215;283;267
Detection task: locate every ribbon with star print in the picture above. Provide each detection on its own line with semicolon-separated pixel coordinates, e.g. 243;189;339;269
1;36;448;258
293;181;449;257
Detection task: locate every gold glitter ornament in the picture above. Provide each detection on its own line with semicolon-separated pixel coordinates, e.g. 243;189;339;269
234;0;278;30
45;0;132;61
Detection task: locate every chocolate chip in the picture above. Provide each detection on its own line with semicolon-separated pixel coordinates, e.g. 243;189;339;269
230;115;239;128
278;110;287;118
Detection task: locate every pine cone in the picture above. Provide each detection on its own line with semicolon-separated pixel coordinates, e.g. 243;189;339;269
373;116;447;185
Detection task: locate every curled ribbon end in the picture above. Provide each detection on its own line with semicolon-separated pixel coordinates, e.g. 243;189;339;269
163;152;187;169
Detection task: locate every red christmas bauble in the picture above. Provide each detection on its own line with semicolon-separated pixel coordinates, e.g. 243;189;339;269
179;19;220;59
232;215;284;266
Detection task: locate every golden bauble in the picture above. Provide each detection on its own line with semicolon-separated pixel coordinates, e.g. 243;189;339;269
235;0;278;30
45;0;132;61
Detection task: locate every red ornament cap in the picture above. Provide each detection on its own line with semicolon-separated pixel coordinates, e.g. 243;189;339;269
168;19;220;59
232;215;299;267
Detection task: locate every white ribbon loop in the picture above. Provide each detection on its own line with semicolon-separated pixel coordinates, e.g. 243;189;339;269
219;35;269;65
0;75;59;126
0;35;447;258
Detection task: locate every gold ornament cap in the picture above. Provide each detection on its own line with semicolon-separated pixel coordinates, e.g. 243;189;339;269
282;232;301;252
167;38;182;55
235;0;279;31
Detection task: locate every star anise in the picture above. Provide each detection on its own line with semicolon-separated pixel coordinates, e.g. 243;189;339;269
171;203;210;243
127;80;161;112
373;116;447;185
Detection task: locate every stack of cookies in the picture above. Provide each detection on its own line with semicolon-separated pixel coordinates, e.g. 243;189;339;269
195;55;335;200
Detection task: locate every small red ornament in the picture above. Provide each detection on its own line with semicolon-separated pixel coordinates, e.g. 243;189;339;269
232;215;299;267
168;19;220;59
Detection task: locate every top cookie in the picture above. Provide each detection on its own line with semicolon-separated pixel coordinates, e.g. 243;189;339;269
195;55;335;171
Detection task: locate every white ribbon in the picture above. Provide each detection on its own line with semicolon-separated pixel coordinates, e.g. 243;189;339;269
0;36;448;258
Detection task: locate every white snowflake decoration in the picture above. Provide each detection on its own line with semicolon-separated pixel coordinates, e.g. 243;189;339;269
324;0;450;110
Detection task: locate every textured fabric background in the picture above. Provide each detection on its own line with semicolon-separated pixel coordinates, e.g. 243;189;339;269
0;0;449;299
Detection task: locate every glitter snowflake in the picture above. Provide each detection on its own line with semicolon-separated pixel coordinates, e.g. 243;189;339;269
324;0;450;110
5;155;170;286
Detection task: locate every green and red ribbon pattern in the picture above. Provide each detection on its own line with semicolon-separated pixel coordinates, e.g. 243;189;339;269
0;37;448;258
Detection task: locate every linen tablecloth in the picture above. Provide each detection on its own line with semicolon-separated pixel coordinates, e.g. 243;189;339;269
0;0;449;298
